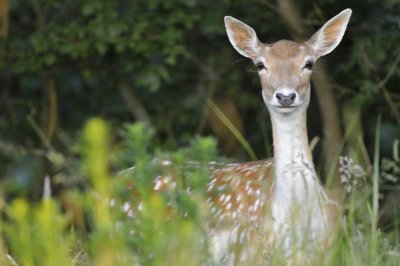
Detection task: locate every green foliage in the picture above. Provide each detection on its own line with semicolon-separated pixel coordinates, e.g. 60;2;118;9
2;0;398;172
83;118;110;196
0;118;216;265
4;199;72;266
0;118;399;265
122;123;155;164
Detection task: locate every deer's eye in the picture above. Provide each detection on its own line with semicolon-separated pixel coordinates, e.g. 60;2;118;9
304;61;314;70
256;62;265;71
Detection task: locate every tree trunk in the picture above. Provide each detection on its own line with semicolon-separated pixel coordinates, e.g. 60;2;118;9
342;100;371;172
0;0;9;38
0;0;9;69
46;79;58;141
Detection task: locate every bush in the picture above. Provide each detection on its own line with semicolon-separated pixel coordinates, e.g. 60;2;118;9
0;118;399;265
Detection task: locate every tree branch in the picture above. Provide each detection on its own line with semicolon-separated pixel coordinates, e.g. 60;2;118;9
378;53;400;89
253;0;280;14
119;82;153;127
47;79;58;141
362;52;400;124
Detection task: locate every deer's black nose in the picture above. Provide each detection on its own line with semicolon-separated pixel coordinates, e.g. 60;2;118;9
276;93;296;107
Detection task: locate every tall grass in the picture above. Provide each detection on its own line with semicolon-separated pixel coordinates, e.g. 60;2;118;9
0;118;399;265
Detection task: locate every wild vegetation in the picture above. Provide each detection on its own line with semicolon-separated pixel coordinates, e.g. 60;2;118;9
0;0;399;265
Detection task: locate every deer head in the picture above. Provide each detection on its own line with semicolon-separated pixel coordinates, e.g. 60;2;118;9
224;9;352;116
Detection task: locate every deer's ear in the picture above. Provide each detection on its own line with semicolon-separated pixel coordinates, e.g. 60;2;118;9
307;9;352;58
224;16;261;59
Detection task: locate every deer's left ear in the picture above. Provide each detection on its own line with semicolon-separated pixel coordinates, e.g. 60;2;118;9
307;9;352;58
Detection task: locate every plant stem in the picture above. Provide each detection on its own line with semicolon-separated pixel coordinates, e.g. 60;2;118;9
370;115;381;264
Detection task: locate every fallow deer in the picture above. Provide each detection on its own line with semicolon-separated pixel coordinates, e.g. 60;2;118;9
124;8;352;265
209;9;351;264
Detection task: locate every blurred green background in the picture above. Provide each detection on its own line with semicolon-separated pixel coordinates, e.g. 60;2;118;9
0;0;399;203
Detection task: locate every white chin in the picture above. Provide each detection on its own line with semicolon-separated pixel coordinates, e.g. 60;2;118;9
274;106;297;113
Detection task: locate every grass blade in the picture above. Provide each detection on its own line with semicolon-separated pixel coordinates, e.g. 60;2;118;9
206;99;257;161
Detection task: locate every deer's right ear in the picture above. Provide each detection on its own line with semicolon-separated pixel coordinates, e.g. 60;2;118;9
224;16;261;59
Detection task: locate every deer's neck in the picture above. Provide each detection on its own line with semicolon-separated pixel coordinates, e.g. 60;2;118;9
268;107;332;247
269;107;323;214
270;108;313;177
